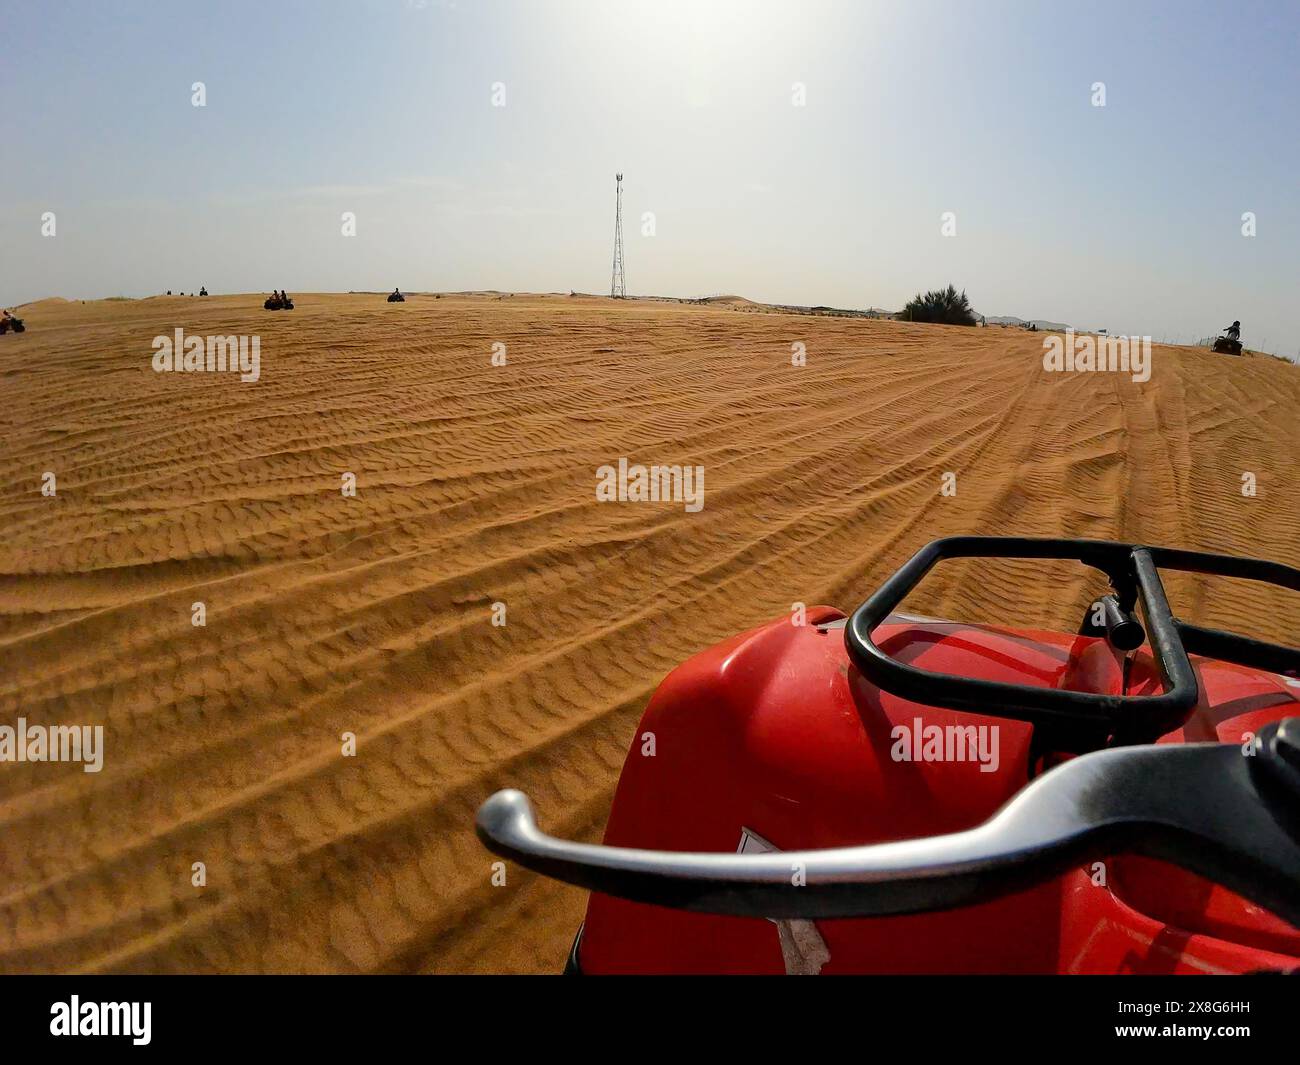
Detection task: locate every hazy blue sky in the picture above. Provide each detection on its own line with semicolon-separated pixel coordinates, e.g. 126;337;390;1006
2;0;1297;354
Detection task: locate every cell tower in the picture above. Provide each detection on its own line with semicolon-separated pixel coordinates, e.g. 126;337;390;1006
610;172;626;299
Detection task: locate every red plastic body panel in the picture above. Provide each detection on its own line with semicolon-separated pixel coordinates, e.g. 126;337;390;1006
577;610;1300;974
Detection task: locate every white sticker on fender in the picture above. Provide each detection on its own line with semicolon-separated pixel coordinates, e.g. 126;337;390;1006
737;827;832;975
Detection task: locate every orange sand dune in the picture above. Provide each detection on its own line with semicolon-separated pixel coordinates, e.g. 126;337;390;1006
0;293;1297;973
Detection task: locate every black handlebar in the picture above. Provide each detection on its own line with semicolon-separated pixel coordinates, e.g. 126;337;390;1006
1095;593;1145;651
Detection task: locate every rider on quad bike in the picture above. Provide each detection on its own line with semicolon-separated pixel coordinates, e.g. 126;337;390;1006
1213;321;1243;355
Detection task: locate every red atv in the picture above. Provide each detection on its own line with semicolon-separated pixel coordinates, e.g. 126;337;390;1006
478;537;1300;974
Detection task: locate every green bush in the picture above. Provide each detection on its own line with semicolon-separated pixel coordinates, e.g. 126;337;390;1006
901;285;977;326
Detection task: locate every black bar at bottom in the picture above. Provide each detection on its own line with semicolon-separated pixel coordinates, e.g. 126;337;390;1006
0;973;1294;1052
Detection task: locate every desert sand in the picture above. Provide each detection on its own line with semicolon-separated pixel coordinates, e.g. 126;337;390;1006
1;292;1297;973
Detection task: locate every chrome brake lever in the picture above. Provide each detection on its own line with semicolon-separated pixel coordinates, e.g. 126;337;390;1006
477;720;1300;924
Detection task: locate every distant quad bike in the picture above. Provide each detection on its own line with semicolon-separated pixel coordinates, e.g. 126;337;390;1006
264;295;294;311
1212;334;1243;356
478;536;1300;974
0;315;25;334
387;291;406;303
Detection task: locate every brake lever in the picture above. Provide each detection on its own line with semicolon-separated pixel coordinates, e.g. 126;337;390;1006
477;719;1300;925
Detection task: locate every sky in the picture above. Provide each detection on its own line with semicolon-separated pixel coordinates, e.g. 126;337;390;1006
2;0;1297;355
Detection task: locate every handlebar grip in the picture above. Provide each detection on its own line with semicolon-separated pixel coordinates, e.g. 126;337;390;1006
1097;594;1145;651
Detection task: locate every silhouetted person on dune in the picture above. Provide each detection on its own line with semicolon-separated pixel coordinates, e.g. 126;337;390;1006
1225;320;1241;342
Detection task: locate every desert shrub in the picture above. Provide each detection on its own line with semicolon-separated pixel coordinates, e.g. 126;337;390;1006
901;285;977;326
